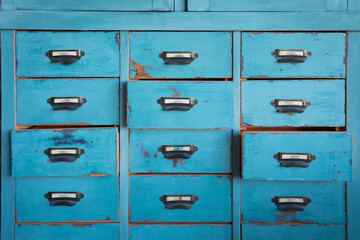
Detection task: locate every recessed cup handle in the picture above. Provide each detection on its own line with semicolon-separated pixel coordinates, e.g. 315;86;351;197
46;49;85;65
274;152;316;168
157;97;198;111
44;192;84;206
271;99;311;113
44;148;85;163
159;195;199;210
159;51;198;65
271;49;311;63
47;97;87;110
158;145;198;159
272;196;311;211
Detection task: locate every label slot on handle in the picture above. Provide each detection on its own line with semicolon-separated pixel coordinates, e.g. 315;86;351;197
159;194;199;210
272;49;312;63
271;196;311;211
44;147;85;163
47;97;87;111
158;145;198;159
46;49;85;65
157;97;198;111
274;152;316;168
44;191;84;207
271;99;311;113
159;51;199;65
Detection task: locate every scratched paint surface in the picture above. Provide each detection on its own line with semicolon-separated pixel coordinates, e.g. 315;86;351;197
129;175;232;222
241;32;346;78
241;181;345;224
242;132;352;181
129;32;232;79
16;176;119;223
241;80;345;127
11;128;118;177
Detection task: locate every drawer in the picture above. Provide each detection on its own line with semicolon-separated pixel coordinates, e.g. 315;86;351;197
242;225;345;240
129;176;232;222
12;128;118;177
129;32;232;79
16;79;119;126
241;181;345;224
15;224;119;240
242;132;352;181
16;176;119;223
241;33;346;78
241;80;345;127
128;81;233;128
16;31;119;77
129;129;232;173
129;225;231;240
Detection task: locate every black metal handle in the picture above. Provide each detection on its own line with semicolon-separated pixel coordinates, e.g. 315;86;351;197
47;97;87;110
44;192;84;206
274;152;316;168
271;49;312;63
272;196;311;211
157;97;198;111
44;148;85;163
159;195;199;210
158;145;198;159
159;51;198;65
271;99;311;113
46;49;85;65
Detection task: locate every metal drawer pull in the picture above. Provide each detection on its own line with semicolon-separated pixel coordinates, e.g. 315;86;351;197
271;49;312;63
159;195;199;210
44;192;84;206
47;97;87;110
271;99;311;113
158;145;198;159
271;196;311;212
159;51;198;65
44;147;85;163
157;97;198;111
46;49;85;65
274;152;316;168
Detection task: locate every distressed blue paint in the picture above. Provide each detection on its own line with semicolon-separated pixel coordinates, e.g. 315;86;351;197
327;0;347;11
175;0;187;11
16;79;119;125
242;225;345;240
241;181;346;224
241;80;345;127
16;31;119;77
129;32;232;79
129;225;232;239
15;224;120;240
153;0;174;11
242;132;352;181
1;0;16;9
129;129;232;173
128;81;233;129
11;128;118;177
348;0;360;10
129;175;232;222
16;176;119;222
242;33;346;78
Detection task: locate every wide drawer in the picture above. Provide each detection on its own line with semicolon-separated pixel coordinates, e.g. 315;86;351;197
16;79;119;125
16;31;119;77
15;224;119;240
16;176;119;223
241;32;346;78
128;81;233;128
129;32;232;79
241;181;345;224
129;176;232;222
129;129;232;173
241;80;345;127
129;225;231;240
11;128;118;177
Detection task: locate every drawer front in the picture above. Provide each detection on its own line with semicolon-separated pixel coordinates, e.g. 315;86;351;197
241;181;345;224
129;32;232;79
16;177;119;222
128;81;233;128
242;225;345;240
16;31;119;77
241;33;346;78
16;79;119;125
12;128;118;177
129;129;232;173
242;132;352;181
129;225;232;240
129;176;232;222
241;80;345;127
15;224;119;240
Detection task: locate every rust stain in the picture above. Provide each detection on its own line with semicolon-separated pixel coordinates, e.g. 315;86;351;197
127;105;131;118
130;59;154;78
140;143;149;158
50;130;89;146
143;151;150;158
283;112;294;116
88;172;110;177
154;151;158;158
167;87;180;97
329;152;339;154
172;158;187;167
337;171;341;175
115;33;120;46
148;170;155;173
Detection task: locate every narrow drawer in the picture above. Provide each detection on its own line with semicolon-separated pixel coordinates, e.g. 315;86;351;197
241;181;345;224
129;176;232;222
241;80;345;127
241;32;346;78
16;224;119;240
128;81;233;128
16;31;119;77
129;32;232;79
12;128;118;177
16;176;119;223
129;129;232;173
16;79;119;125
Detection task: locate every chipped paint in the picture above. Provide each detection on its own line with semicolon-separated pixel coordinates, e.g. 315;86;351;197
130;59;154;79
